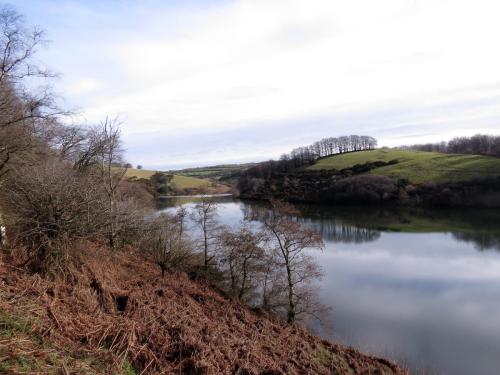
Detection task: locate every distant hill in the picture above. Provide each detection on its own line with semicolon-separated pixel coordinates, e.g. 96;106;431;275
124;168;231;195
309;149;500;183
173;163;256;181
124;167;157;179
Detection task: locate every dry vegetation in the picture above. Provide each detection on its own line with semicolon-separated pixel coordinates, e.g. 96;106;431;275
0;244;407;375
0;5;409;374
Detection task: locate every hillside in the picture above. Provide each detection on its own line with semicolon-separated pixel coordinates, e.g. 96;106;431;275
309;149;500;183
125;168;210;189
124;168;231;195
0;245;407;375
173;164;255;181
124;168;158;179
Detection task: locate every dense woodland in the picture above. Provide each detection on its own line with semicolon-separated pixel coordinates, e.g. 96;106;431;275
239;168;500;207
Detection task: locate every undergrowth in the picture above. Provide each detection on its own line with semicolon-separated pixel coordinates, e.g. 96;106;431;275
0;242;407;375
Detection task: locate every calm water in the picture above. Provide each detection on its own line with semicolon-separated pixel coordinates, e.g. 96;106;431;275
160;196;500;375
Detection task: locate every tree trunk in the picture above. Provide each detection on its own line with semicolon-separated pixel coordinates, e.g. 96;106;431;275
203;223;208;269
239;258;249;300
286;261;295;323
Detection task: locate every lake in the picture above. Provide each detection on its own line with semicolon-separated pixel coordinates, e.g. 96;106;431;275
159;196;500;375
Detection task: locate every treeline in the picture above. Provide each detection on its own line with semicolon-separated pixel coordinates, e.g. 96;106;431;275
400;134;500;156
282;134;377;168
239;167;500;208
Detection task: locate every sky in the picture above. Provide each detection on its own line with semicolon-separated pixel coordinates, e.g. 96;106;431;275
12;0;500;169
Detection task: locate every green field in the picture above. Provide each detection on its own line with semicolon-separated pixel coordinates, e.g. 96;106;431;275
169;174;210;190
124;168;157;179
124;168;211;190
174;163;255;180
309;149;500;183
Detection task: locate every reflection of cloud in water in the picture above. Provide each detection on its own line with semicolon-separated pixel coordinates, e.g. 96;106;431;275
319;233;500;375
157;198;500;375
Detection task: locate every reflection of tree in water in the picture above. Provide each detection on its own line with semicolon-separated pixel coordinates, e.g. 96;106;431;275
452;232;500;251
243;202;500;247
297;218;381;243
244;205;381;243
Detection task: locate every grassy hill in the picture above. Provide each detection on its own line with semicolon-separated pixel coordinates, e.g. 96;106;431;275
174;163;256;180
124;168;157;179
125;168;211;190
309;149;500;183
169;174;211;191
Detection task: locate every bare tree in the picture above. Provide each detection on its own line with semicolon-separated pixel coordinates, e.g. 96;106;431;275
403;134;500;157
190;195;219;269
94;117;127;248
255;200;324;323
0;5;53;82
142;210;193;277
175;206;188;238
0;6;61;180
42;123;105;170
218;224;267;301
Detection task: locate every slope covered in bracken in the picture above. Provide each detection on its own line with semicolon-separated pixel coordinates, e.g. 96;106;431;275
0;243;408;375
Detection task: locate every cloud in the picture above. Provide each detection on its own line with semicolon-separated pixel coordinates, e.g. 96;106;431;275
66;78;104;96
16;0;500;167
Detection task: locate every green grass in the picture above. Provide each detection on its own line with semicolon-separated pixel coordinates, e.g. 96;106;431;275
124;168;157;179
0;310;32;337
0;308;136;374
124;168;211;191
173;163;255;180
169;174;211;191
309;149;500;183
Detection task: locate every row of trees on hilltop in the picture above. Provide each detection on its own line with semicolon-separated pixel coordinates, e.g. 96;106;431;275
239;135;378;181
282;135;377;168
400;134;500;156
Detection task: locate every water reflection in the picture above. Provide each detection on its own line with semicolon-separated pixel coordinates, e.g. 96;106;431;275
299;218;381;243
296;205;500;251
452;232;500;251
159;198;500;375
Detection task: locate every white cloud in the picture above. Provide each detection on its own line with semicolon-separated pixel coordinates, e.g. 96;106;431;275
20;0;500;167
66;78;104;96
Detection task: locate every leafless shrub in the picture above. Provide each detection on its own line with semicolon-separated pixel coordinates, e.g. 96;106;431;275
0;159;105;267
141;210;193;277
